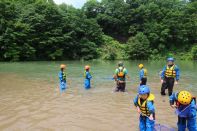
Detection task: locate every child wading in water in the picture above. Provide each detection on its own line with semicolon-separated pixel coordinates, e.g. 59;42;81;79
169;90;197;131
134;85;155;131
58;64;67;94
84;65;92;89
138;64;148;85
113;61;130;92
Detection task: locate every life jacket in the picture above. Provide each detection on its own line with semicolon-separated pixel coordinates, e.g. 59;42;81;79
62;71;66;80
138;93;155;117
165;65;176;78
84;70;91;79
175;97;196;117
143;68;147;78
117;67;125;78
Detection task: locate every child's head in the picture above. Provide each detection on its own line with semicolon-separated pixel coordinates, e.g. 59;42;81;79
167;57;174;66
118;61;123;67
139;94;149;100
138;85;150;100
178;91;192;105
85;65;90;71
138;64;143;69
60;64;66;71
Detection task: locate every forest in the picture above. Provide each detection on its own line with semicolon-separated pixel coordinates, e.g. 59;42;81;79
0;0;197;61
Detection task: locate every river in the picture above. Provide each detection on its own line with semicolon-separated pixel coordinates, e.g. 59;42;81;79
0;60;196;130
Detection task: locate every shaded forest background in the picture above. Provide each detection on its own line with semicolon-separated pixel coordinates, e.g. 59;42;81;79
0;0;197;61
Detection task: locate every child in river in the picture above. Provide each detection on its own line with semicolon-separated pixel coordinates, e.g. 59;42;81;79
58;64;67;93
169;90;197;131
84;65;92;89
133;85;155;131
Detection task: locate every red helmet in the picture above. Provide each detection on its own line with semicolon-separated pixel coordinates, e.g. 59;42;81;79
60;64;66;69
85;65;90;70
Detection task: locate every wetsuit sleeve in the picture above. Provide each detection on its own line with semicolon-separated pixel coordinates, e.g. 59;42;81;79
160;66;166;80
190;99;197;117
58;72;63;81
169;92;178;105
175;65;180;81
124;68;128;75
114;69;118;75
147;101;155;114
139;69;144;80
133;96;139;107
87;72;92;79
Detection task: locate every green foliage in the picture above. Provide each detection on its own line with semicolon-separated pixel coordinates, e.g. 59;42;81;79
127;32;150;60
191;45;197;60
99;35;127;60
0;0;197;61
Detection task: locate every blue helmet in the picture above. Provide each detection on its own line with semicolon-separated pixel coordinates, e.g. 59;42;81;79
167;57;174;62
118;61;123;67
138;85;150;95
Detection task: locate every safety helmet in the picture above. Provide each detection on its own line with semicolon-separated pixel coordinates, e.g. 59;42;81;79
85;65;90;70
138;85;150;95
60;64;66;69
138;64;144;69
167;57;174;62
118;61;123;67
178;91;192;105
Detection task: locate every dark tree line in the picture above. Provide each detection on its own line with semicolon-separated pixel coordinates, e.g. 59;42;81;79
0;0;197;61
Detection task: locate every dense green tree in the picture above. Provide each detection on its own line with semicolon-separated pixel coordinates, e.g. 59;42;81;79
191;45;197;60
0;0;196;61
127;32;150;59
99;35;127;60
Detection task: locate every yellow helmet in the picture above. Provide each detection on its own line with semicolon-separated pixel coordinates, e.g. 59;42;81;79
138;64;144;69
178;91;192;105
60;64;66;69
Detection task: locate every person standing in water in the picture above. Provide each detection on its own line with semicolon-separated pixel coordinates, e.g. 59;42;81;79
133;85;155;131
58;64;67;93
84;65;92;89
113;61;130;92
138;64;148;85
169;91;197;131
160;57;180;96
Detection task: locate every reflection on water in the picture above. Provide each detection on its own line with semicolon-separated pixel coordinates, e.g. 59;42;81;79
0;61;196;130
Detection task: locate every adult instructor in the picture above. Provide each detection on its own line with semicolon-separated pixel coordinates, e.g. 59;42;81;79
113;61;130;92
160;57;180;96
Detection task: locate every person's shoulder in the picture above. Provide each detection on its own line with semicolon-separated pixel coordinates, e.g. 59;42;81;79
58;71;62;76
147;100;154;105
135;95;140;99
123;67;127;71
191;99;196;105
134;95;139;102
139;69;143;73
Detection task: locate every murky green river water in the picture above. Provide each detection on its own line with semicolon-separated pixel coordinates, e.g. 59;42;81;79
0;60;196;130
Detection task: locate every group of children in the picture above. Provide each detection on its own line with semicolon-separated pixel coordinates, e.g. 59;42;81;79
134;86;196;131
58;58;196;131
58;64;92;93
